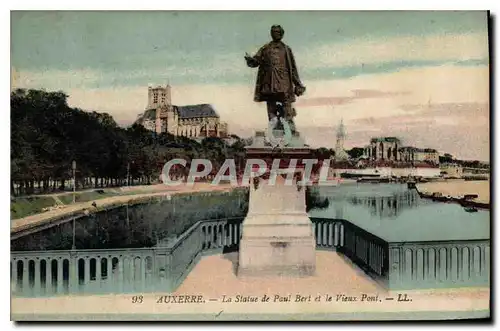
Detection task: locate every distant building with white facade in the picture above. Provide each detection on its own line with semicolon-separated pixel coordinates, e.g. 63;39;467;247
362;137;439;165
136;85;229;138
399;147;440;164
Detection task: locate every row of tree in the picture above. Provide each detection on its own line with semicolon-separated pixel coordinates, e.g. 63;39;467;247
11;89;248;196
19;88;481;197
11;88;343;197
438;153;489;169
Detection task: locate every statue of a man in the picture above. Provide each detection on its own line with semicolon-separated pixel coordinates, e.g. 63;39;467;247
245;25;306;124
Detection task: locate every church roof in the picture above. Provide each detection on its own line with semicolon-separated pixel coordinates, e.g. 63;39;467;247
135;104;219;124
174;104;219;119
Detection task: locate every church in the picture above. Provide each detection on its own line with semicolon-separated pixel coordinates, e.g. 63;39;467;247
136;85;228;138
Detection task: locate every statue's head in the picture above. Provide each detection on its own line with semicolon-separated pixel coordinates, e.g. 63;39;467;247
270;25;284;41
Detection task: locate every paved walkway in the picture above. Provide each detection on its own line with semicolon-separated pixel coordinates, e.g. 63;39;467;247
11;183;237;234
11;251;489;319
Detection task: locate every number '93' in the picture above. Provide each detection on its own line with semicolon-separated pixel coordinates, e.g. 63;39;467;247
132;295;144;303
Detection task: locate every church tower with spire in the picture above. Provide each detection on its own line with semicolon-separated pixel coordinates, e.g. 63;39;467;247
334;118;349;161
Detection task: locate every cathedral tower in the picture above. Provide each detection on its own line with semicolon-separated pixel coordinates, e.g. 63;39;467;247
334;118;349;161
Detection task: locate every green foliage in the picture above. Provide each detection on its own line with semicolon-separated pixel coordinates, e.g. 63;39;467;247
347;147;365;159
57;191;116;204
11;188;250;251
313;147;333;160
11;88;248;196
10;196;56;220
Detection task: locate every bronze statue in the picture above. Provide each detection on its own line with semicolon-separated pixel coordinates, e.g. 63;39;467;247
245;25;306;125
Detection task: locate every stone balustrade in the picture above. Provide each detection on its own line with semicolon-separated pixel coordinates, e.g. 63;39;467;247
11;217;489;297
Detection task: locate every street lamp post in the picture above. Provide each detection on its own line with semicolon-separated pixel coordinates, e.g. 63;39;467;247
72;217;76;250
72;160;76;204
127;162;130;186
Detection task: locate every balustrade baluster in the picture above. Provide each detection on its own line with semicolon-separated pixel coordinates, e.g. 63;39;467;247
11;260;18;294
34;259;41;295
22;259;29;295
96;258;102;291
218;224;222;247
362;239;365;262
340;226;344;247
207;226;212;249
45;259;52;295
84;258;90;287
457;247;463;282
321;222;329;246
129;257;135;288
316;223;321;245
481;246;486;277
222;224;227;247
141;258;146;292
377;246;381;275
57;259;64;294
449;247;454;280
118;257;124;292
328;223;333;247
107;257;113;289
228;224;233;247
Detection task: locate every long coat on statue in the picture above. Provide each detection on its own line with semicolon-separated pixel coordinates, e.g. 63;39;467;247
246;41;303;103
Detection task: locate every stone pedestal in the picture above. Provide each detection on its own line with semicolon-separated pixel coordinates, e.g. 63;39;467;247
237;128;316;277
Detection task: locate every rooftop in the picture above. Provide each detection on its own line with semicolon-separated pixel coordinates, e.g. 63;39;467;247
137;104;220;124
175;104;219;119
370;137;401;143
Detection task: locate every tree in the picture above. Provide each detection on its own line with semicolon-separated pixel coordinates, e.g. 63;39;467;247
439;153;454;164
347;147;365;159
10;88;255;195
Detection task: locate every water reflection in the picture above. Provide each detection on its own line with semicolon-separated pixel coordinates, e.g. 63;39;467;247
11;219;243;298
309;183;489;243
11;184;489;298
347;189;420;219
11;188;249;251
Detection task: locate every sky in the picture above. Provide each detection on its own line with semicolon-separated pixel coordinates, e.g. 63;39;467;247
11;11;490;161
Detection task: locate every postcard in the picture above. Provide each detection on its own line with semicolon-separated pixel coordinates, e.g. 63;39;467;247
10;10;490;321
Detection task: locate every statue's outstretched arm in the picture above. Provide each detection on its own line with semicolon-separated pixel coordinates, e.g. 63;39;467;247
245;55;260;68
245;46;265;68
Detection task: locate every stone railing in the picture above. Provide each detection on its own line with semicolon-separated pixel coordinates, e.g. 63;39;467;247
11;217;245;298
11;217;488;297
310;218;388;277
11;247;156;297
387;240;490;289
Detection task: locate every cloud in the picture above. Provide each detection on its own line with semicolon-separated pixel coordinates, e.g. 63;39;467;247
11;63;489;161
401;102;489;119
300;32;489;69
296;89;410;107
348;102;489;160
13;68;102;90
12;31;489;90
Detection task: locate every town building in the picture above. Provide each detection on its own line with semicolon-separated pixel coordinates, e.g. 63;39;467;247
363;137;401;161
362;137;439;165
135;85;229;138
399;147;440;164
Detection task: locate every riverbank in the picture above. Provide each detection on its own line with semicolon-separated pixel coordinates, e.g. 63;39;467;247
11;183;236;236
416;180;490;209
